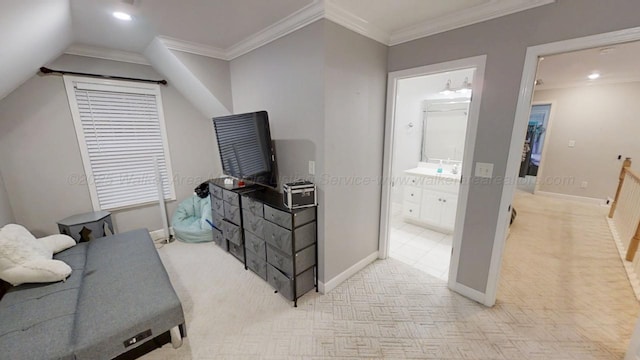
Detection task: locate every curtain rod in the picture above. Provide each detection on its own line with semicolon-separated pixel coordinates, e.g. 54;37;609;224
39;67;168;85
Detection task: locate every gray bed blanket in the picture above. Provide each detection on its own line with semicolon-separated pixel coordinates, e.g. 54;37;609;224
0;229;185;359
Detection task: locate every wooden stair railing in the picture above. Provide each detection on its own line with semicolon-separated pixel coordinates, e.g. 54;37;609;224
609;158;640;261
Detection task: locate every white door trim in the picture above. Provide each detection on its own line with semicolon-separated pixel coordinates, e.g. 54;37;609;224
378;55;487;302
487;26;640;307
531;101;556;194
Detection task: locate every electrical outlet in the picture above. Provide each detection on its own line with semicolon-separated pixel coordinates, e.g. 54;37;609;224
308;160;315;175
581;181;588;189
475;162;494;178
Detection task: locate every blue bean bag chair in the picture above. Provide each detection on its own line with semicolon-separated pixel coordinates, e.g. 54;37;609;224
172;195;214;243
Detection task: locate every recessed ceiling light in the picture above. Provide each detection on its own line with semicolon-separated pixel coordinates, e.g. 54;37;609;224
588;72;600;80
113;11;132;21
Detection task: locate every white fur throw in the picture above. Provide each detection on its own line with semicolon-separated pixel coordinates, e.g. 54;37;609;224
0;224;76;286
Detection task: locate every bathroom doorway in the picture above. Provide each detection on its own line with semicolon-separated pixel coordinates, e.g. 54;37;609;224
379;56;485;291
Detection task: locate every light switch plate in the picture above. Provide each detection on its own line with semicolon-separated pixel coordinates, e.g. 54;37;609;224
568;140;576;148
308;161;315;175
475;162;494;178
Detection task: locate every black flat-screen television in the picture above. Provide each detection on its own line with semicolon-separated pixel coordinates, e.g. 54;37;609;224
212;111;277;188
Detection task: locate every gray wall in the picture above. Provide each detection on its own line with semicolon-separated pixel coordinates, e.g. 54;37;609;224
230;20;326;279
0;169;14;227
170;49;234;113
534;82;640;200
0;54;220;236
230;19;388;284
323;20;388;281
388;0;640;293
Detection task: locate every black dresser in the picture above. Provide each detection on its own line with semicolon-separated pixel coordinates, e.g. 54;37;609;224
209;178;318;306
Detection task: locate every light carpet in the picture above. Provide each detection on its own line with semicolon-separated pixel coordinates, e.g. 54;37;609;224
142;191;638;359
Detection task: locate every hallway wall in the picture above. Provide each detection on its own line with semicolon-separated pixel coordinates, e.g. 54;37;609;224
534;81;640;200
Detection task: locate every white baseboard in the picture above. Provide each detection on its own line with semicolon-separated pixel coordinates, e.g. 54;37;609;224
451;281;491;306
149;227;174;241
535;191;607;206
319;251;379;294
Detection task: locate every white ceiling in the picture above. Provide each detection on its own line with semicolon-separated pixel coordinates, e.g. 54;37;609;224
0;0;556;102
70;0;316;52
535;40;640;90
331;0;489;34
67;0;554;59
0;0;72;100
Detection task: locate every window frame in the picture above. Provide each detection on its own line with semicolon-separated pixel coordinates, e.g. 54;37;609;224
63;75;176;211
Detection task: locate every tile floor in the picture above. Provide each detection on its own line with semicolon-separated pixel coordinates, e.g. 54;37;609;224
388;203;452;281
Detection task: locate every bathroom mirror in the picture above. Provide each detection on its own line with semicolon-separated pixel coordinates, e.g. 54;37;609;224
421;99;470;162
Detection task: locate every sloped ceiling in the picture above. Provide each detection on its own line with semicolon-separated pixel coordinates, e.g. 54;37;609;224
0;0;73;100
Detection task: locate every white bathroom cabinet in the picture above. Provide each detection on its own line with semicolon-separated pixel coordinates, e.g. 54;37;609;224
402;167;460;233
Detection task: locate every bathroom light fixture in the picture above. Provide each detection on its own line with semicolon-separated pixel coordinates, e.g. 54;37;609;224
440;79;454;95
588;72;600;80
113;11;132;21
456;77;472;95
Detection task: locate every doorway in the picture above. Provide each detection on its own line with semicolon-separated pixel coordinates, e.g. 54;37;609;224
379;56;486;293
486;26;640;310
517;103;552;193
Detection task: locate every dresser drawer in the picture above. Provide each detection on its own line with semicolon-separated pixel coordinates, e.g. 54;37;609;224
264;221;315;255
212;227;227;250
267;263;315;301
224;202;241;225
246;251;267;280
242;211;264;237
264;205;315;230
222;220;242;246
244;231;266;258
228;241;244;262
223;189;239;206
211;195;224;216
209;183;223;199
267;243;315;277
241;195;264;217
212;211;224;231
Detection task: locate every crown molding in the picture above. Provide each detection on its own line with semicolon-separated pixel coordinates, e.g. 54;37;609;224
152;0;324;61
225;0;325;60
324;1;389;45
158;36;228;60
64;44;150;65
68;0;554;64
536;77;640;91
389;0;556;46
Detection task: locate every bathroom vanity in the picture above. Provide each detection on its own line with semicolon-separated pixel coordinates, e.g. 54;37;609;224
403;165;461;233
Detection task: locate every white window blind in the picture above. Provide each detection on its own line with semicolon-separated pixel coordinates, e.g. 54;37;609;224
64;76;175;211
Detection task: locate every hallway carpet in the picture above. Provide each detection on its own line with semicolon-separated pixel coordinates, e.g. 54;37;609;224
142;191;638;359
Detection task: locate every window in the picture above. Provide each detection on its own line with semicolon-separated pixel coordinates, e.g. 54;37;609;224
64;76;175;211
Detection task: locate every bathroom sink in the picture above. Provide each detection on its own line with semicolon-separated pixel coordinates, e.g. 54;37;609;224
404;166;461;180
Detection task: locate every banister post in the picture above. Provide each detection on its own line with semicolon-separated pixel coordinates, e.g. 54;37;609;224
609;157;632;218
